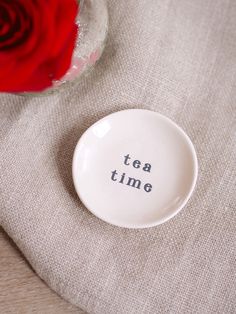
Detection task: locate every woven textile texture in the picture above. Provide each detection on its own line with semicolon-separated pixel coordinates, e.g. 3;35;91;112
0;0;236;313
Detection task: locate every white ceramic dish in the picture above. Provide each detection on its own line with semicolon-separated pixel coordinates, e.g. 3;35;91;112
72;109;198;228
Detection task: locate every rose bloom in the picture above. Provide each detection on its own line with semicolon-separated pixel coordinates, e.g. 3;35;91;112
0;0;79;92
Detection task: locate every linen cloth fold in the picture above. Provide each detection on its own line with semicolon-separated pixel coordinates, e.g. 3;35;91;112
0;0;236;313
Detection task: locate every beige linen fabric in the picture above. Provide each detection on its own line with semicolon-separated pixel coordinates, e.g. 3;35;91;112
1;0;236;313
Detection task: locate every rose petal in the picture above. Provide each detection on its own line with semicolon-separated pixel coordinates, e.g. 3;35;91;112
0;0;79;92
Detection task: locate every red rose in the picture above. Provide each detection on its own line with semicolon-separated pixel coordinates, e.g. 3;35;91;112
0;0;79;92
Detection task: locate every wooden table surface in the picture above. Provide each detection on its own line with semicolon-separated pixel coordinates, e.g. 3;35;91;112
0;228;85;314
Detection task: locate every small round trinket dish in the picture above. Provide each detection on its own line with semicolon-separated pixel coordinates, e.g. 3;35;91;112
72;109;198;228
